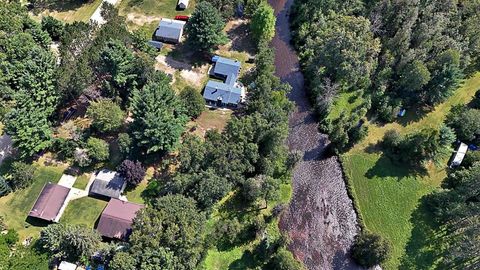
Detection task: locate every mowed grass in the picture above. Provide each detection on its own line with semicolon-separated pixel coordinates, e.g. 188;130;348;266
34;0;103;23
0;164;66;240
73;173;90;190
342;73;480;269
60;197;107;228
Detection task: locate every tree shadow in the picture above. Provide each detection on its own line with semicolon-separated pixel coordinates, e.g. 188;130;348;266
32;0;96;13
365;153;427;180
228;250;259;269
226;21;256;55
399;196;446;270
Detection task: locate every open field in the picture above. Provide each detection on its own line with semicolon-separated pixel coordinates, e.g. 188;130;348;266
342;73;480;269
60;196;107;228
33;0;103;23
0;164;66;239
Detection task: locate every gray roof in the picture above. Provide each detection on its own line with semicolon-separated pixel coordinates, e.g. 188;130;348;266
177;0;189;8
89;170;126;199
213;57;241;84
155;19;186;41
203;80;242;105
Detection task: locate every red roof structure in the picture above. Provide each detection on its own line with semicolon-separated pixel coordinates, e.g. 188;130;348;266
29;183;70;222
96;198;144;240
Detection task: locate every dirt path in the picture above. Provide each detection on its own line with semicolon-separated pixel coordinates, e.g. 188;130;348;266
268;0;362;269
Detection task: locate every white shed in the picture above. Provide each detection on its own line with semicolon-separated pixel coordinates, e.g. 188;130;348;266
58;261;77;270
177;0;189;9
450;142;468;167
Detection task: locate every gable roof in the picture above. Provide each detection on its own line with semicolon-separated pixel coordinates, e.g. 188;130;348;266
29;183;70;222
96;198;144;240
213;57;241;84
203;80;242;105
177;0;189;8
155;19;186;41
89;169;126;199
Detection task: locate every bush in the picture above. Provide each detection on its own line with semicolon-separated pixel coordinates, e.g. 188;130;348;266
87;99;124;133
86;137;109;162
41;16;64;41
0;229;19;247
269;248;304;270
9;162;36;190
179;87;204;119
0;176;12;197
351;231;391;268
117;160;146;186
117;133;132;156
212;218;243;247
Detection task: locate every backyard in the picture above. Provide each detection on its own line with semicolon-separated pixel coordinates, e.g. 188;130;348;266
32;0;103;23
342;73;480;269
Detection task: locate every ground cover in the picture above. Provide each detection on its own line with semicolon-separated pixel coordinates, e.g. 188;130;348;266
189;109;233;137
0;163;66;240
60;197;107;228
341;73;480;269
33;0;103;23
326;91;365;122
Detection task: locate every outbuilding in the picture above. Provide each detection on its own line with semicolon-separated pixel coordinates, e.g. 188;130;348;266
154;18;186;44
29;183;70;222
177;0;189;10
96;198;144;240
89;169;126;199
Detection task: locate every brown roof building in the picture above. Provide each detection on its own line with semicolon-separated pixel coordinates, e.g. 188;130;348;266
96;198;144;240
29;183;70;222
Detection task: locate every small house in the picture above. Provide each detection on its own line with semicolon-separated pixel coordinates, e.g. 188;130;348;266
177;0;189;10
450;142;468;168
29;183;70;222
96;198;144;240
89;169;126;199
203;56;245;106
154;19;186;44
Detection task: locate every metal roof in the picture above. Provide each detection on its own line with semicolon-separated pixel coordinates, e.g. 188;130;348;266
96;198;144;240
203;80;242;105
155;19;186;41
29;183;70;222
177;0;189;8
213;57;241;84
89;169;126;199
58;261;77;270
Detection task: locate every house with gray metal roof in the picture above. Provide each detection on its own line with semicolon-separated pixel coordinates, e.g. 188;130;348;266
204;56;245;106
154;18;186;44
89;169;126;199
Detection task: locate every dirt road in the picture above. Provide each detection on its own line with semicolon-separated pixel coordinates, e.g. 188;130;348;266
268;0;362;269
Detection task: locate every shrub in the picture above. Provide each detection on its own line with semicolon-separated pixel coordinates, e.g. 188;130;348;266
212;218;243;247
87;99;124;133
86;137;109;162
9;162;36;190
179;87;204;119
269;248;304;270
41;16;64;41
0;176;12;197
117;160;146;186
351;231;391;268
0;229;19;247
117;133;132;156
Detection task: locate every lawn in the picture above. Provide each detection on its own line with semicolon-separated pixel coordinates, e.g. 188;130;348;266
0;164;66;240
342;73;480;269
189;109;233;137
73;173;90;190
60;197;107;228
326;91;365;122
33;0;103;23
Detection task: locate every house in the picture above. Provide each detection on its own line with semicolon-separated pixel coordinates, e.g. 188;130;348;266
89;169;126;199
203;56;245;106
96;198;144;240
154;19;186;44
450;142;468;167
29;183;70;222
58;261;77;270
177;0;189;10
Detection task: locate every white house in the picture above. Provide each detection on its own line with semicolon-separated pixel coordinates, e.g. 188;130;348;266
177;0;189;9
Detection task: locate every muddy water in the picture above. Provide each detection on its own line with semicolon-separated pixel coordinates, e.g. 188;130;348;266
268;0;362;269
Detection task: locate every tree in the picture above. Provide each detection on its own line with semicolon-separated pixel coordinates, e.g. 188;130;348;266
117;160;146;186
179;87;205;119
9;162;36;190
109;252;136;270
250;3;276;43
200;0;236;18
185;2;228;52
130;73;188;154
40;224;101;261
117;133;132;156
87;99;124;133
269;248;304;270
446;106;480;142
0;176;12;197
86;137;109;162
351;231;391;268
130;194;206;269
41;16;64;41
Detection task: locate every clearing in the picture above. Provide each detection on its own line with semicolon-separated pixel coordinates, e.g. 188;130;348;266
342;73;480;269
32;0;104;23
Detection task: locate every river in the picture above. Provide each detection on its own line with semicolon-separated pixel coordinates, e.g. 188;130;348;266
268;0;362;269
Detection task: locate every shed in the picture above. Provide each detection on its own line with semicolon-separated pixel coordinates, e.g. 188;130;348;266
96;198;144;240
154;19;186;44
89;170;126;199
58;261;77;270
177;0;189;9
450;142;468;167
29;183;70;222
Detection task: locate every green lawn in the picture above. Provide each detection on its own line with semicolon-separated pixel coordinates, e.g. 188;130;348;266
327;91;365;122
73;173;90;190
0;164;66;240
125;180;148;204
60;197;107;228
342;73;480;269
34;0;103;23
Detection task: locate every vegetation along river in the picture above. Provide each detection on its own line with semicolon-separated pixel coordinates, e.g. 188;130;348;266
268;0;363;269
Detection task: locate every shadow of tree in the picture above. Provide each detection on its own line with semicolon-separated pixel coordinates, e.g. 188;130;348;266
399;196;446;270
226;21;256;55
365;154;427;180
33;0;96;13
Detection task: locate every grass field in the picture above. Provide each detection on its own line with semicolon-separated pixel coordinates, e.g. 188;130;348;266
342;73;480;269
34;0;103;23
73;173;90;190
0;164;66;239
60;197;107;228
